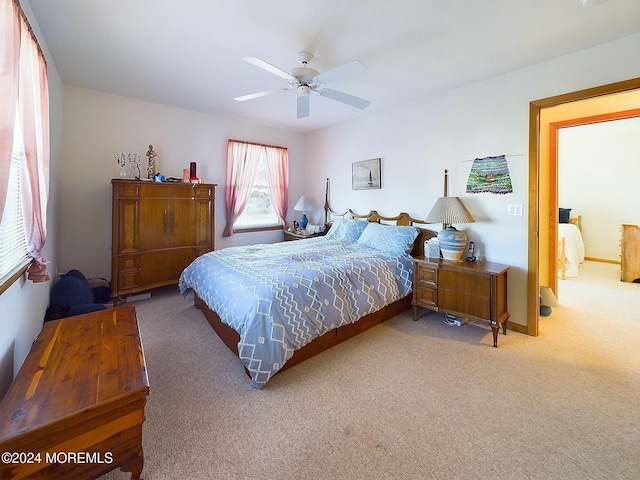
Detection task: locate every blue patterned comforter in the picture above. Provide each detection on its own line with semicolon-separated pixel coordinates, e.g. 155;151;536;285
178;237;414;388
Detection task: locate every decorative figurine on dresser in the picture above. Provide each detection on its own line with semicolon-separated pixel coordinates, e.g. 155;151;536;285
146;144;157;179
111;179;217;304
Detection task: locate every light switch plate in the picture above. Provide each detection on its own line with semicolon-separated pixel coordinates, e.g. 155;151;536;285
508;204;523;216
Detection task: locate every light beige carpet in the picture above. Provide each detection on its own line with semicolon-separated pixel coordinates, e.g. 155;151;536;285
101;261;639;479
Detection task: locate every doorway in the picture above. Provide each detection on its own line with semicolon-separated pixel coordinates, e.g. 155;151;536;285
527;78;640;336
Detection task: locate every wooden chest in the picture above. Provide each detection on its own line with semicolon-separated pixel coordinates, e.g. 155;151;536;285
0;305;149;479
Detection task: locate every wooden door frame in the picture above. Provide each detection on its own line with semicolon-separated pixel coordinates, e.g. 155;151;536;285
527;78;640;336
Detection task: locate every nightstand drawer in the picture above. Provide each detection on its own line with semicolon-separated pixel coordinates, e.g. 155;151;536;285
415;263;437;286
414;284;438;309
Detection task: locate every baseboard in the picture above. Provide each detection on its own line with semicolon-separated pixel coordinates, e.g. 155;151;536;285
584;257;620;264
508;322;528;334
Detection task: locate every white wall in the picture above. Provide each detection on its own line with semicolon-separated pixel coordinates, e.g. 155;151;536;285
0;0;62;398
559;117;640;261
306;33;640;328
60;87;307;279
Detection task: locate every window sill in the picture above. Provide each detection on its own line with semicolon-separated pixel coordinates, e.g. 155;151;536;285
0;257;31;296
233;225;284;234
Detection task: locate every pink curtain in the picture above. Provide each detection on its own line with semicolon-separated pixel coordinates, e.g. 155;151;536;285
223;140;261;236
0;0;50;281
19;21;50;281
0;0;21;217
263;145;288;226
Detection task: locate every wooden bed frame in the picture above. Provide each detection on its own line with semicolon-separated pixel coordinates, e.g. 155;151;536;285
193;179;437;379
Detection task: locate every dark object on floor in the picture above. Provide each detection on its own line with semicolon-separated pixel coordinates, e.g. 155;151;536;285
88;276;112;304
539;294;552;317
44;270;108;321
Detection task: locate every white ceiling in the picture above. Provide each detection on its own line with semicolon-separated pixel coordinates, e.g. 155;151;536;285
28;0;640;133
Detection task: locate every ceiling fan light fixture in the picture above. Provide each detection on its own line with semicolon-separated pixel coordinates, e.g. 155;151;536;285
297;85;311;97
290;66;319;84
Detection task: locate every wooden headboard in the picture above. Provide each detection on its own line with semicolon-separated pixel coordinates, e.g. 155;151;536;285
569;215;583;231
322;178;437;257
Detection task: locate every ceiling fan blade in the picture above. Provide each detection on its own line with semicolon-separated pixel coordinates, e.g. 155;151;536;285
319;88;371;110
297;89;310;119
314;60;368;85
234;88;288;102
243;57;296;81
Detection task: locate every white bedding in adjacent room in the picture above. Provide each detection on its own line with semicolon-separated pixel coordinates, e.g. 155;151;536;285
558;223;585;278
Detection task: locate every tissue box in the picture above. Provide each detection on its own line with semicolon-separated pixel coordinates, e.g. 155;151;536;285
425;238;440;259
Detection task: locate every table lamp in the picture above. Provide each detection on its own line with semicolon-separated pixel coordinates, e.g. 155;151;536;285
425;170;476;261
294;196;313;229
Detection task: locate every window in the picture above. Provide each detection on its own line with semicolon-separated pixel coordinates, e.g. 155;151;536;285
223;140;289;236
233;151;281;229
0;121;29;284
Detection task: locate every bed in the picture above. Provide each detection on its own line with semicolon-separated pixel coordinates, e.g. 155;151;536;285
558;212;584;279
179;202;436;388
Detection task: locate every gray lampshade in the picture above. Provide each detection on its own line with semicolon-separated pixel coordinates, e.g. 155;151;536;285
294;196;313;213
425;197;476;225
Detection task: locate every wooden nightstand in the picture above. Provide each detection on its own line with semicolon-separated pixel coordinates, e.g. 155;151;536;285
412;256;510;347
283;230;326;241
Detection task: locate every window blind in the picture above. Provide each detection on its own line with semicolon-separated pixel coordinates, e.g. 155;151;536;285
0;147;29;283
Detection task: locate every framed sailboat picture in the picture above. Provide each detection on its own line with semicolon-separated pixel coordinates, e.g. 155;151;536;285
352;158;381;190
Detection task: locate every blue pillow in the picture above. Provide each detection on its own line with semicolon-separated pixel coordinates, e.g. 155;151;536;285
325;218;368;242
559;208;571;224
357;223;419;255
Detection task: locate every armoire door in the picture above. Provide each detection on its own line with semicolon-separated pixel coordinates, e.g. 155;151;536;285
167;198;196;248
137;197;169;251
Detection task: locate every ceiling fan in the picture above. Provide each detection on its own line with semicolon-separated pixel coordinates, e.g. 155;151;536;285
234;52;371;119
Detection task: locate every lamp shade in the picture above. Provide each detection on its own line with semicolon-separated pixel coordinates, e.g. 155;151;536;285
426;197;475;262
294;196;313;212
425;197;475;225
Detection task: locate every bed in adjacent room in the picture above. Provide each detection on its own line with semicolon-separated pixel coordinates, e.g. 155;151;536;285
179;207;436;388
558;210;585;279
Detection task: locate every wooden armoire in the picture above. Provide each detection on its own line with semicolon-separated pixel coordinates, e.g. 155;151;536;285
111;179;216;303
